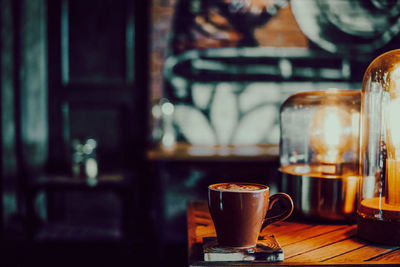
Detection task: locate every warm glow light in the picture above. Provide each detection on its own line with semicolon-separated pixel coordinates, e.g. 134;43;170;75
388;99;400;152
386;98;400;206
323;112;342;150
309;106;352;164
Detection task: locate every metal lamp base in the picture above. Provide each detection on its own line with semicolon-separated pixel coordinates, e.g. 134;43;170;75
281;169;359;221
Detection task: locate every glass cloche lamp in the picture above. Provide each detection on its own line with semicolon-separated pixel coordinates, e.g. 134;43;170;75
358;49;400;244
280;89;361;221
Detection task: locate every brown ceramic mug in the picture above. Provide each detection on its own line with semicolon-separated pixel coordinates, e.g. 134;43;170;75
208;182;294;248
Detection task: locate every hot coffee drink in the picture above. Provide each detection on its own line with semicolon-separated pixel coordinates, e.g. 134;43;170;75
208;182;293;248
211;183;265;191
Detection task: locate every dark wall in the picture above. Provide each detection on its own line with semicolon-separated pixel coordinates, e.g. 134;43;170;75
0;0;151;241
47;0;150;173
0;0;48;239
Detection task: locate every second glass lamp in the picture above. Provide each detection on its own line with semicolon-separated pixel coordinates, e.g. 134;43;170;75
280;89;361;221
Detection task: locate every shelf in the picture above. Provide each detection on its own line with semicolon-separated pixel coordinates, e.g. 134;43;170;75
147;143;279;163
26;173;132;191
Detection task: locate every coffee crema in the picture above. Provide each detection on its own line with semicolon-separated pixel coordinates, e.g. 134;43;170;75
210;183;266;192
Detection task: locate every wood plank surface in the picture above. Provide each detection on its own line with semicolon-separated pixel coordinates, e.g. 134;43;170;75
271;224;350;247
372;249;400;262
323;244;399;263
285;237;367;262
283;225;357;258
187;200;400;266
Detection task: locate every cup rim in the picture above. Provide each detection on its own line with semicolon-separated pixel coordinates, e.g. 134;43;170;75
208;182;269;193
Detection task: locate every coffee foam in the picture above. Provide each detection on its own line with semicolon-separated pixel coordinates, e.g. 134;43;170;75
211;183;266;192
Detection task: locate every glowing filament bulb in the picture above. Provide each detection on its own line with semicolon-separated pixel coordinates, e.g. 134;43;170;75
386;98;400;206
309;106;352;164
388;99;400;153
323;112;342;153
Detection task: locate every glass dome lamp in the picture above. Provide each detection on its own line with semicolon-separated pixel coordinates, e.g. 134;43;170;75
358;49;400;245
280;89;361;221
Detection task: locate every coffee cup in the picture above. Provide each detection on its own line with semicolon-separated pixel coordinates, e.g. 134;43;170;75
208;182;294;248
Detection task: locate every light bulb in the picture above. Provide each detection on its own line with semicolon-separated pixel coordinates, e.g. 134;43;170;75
387;66;400;156
385;64;400;206
309;106;353;172
387;99;400;153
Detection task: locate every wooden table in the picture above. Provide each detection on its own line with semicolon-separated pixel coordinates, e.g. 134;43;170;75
187;201;400;266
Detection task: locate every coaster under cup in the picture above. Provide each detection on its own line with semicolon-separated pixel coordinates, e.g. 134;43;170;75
203;235;283;262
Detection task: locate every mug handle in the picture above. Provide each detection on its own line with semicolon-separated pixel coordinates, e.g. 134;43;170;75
261;192;294;230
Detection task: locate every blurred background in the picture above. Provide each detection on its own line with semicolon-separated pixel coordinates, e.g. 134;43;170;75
1;0;400;266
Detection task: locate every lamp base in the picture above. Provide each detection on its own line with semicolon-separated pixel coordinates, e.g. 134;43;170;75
280;165;359;221
357;215;400;245
357;198;400;245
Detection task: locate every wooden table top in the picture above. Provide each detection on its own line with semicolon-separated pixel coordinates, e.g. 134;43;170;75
187;201;400;266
